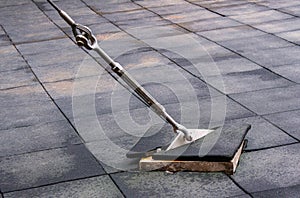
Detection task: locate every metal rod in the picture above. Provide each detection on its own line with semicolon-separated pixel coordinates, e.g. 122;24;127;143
47;0;192;141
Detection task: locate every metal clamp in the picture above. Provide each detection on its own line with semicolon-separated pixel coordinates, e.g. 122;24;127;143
72;24;97;50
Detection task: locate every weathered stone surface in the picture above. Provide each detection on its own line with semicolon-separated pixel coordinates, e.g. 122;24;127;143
111;172;247;197
0;144;105;192
162;9;219;24
0;120;81;157
0;100;65;130
4;175;123;198
230;10;292;24
226;117;297;151
264;109;300;140
219;34;292;53
270;63;300;83
230;85;300;115
253;17;300;34
0;68;37;89
199;25;265;42
205;68;293;94
280;5;300;16
232;144;300;193
276;29;300;45
242;46;300;68
180;17;242;32
211;3;269;16
251;184;300;197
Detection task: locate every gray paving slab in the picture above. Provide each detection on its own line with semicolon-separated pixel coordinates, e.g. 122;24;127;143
280;5;300;17
231;143;300;193
0;45;28;72
87;1;141;14
205;68;293;94
276;29;300;45
270;63;300;83
0;84;49;107
251;184;300;198
162;9;220;24
211;3;269;16
226;116;297;151
264;109;300;140
149;2;200;16
111;172;247;198
103;10;156;23
257;0;300;9
0;27;10;46
230;84;300;115
15;38;76;56
199;25;265;42
253;17;300;34
242;46;300;68
0;120;81;157
0;144;105;192
0;100;65;131
194;0;248;9
219;34;293;53
3;175;124;198
0;0;30;8
132;0;185;8
180;17;242;32
0;68;37;90
230;10;292;24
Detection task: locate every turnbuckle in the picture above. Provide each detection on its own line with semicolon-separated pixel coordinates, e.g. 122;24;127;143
47;0;97;50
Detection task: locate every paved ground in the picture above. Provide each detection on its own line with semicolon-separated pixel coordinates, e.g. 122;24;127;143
1;0;300;197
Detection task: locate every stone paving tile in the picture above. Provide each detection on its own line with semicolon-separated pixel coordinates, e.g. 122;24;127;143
211;3;269;16
199;25;265;42
253;17;300;34
54;74;221;119
16;38;77;56
0;84;49;107
180;17;242;32
191;0;248;9
0;68;37;90
0;45;28;72
2;21;65;44
205;68;293;94
0;144;105;192
230;85;300;115
264;109;300;140
3;175;124;198
0;26;10;46
230;10;293;24
111;172;247;197
256;0;300;9
242;46;300;68
280;5;300;17
0;120;81;157
276;29;300;45
231;143;300;193
0;100;65;131
270;63;300;83
131;0;185;8
103;9;156;23
87;1;141;14
226;116;297;151
162;9;220;24
0;0;30;8
251;184;300;197
149;3;201;16
219;34;293;53
204;56;262;77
